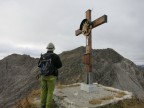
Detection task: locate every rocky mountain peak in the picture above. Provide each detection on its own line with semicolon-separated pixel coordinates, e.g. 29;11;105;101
0;47;144;108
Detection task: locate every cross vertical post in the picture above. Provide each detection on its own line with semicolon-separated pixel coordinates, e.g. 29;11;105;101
75;9;107;89
85;10;92;84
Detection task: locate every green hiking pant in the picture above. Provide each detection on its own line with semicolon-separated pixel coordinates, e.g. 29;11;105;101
40;75;56;108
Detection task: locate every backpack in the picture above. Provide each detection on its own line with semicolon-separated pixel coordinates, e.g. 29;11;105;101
39;53;55;76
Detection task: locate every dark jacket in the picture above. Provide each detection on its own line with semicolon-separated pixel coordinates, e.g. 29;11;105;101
38;51;62;76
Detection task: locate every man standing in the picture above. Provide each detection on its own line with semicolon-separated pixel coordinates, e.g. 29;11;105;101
38;43;62;108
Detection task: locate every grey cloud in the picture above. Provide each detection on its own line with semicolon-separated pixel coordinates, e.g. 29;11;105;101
0;43;42;59
0;0;144;64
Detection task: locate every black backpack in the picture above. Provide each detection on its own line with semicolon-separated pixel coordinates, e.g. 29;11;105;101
39;53;55;76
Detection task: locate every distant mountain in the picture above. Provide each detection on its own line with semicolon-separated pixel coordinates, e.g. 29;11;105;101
139;65;144;68
137;65;144;74
0;47;144;108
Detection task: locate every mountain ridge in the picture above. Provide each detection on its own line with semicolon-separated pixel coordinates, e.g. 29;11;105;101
0;54;40;108
0;46;144;108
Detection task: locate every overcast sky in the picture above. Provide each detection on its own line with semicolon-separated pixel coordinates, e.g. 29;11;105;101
0;0;144;64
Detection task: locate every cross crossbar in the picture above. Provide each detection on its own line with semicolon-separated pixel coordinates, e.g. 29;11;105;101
75;15;107;36
92;15;107;28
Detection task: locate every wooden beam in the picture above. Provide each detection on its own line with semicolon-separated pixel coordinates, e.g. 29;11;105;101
86;9;91;21
92;15;107;28
75;29;82;36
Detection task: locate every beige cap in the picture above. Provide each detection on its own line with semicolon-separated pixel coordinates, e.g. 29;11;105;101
46;42;55;51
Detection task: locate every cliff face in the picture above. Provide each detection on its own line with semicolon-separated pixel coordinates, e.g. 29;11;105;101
0;47;144;107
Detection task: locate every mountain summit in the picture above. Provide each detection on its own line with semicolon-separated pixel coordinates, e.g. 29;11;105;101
59;46;144;100
0;47;144;107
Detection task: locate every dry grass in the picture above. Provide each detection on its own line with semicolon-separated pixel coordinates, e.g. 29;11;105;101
101;96;114;100
13;97;37;108
89;91;126;106
30;89;41;98
115;92;126;98
89;97;144;108
56;82;80;89
89;99;102;105
56;82;65;89
104;88;126;99
104;88;119;93
106;98;144;108
13;89;40;108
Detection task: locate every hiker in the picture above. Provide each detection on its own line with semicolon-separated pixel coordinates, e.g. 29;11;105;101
38;43;62;108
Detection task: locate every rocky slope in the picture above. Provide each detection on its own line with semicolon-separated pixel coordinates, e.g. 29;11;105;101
58;46;144;100
0;54;40;108
0;47;144;108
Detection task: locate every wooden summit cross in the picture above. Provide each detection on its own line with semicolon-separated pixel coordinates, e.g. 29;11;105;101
75;9;107;84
